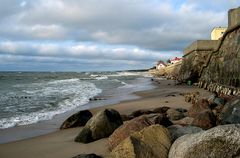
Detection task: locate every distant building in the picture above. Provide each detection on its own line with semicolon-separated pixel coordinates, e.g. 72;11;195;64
170;57;182;64
211;27;227;40
156;61;167;69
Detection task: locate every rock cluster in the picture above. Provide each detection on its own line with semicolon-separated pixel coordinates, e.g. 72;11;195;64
63;91;240;157
75;109;123;143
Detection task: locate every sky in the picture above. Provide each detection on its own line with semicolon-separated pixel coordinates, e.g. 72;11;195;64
0;0;239;71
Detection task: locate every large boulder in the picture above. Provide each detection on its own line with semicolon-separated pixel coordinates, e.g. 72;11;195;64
166;109;185;121
167;125;203;142
188;99;211;117
108;115;152;150
75;109;123;143
191;110;216;129
220;97;240;124
108;136;156;158
168;124;240;158
60;110;92;129
108;125;172;158
72;154;102;158
75;127;93;143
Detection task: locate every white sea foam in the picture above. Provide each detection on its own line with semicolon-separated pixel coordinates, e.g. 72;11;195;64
107;71;150;77
0;79;102;129
95;75;108;80
113;79;128;85
89;74;108;80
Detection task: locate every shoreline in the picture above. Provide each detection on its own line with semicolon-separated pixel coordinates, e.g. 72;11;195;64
0;76;155;144
0;79;212;158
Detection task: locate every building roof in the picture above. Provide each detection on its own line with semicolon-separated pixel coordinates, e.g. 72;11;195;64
170;57;182;61
156;60;167;66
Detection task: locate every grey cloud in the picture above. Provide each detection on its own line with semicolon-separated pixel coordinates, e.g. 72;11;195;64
0;53;153;71
0;0;234;51
0;41;177;62
0;0;239;71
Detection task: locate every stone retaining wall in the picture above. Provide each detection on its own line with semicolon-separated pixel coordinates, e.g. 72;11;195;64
179;7;240;88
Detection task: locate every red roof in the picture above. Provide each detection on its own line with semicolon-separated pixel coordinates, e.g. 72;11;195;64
170;57;182;61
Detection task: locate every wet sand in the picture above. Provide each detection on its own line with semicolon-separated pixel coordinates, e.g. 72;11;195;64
0;79;211;158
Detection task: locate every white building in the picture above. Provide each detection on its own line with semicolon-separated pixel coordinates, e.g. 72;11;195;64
156;61;167;69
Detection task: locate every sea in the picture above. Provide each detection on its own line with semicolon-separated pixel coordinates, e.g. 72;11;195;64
0;71;154;130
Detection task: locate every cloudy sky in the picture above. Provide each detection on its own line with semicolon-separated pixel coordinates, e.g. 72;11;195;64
0;0;239;71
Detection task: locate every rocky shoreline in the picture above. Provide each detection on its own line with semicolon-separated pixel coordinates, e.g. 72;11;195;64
58;78;240;158
0;79;238;158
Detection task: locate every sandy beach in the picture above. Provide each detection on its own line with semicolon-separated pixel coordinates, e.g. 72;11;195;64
0;79;211;158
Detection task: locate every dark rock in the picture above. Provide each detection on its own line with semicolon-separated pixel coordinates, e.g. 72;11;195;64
72;154;102;158
213;97;225;106
212;105;224;125
130;109;153;117
75;109;123;143
89;97;106;101
120;114;134;121
74;127;93;143
191;110;216;129
153;114;173;127
166;109;185;121
143;114;160;123
167;125;203;142
220;97;240;124
60;110;92;129
188;99;211;117
169;124;240;158
152;106;170;114
175;108;187;113
108;115;152;150
207;93;217;104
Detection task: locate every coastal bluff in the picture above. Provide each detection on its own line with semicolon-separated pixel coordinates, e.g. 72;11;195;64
179;7;240;88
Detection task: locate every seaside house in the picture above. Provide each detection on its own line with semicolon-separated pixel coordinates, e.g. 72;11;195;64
170;57;183;64
156;61;167;69
211;27;227;40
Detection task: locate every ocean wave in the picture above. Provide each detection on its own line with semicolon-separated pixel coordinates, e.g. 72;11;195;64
113;79;128;85
107;72;144;77
47;78;80;84
90;74;108;80
95;76;108;80
0;79;102;129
